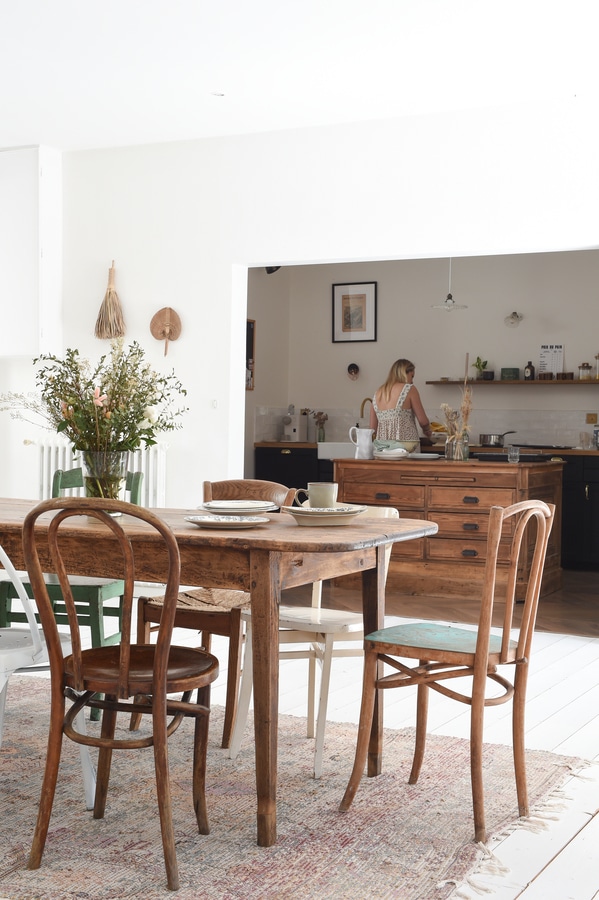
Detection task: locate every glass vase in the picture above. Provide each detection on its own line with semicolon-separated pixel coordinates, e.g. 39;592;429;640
445;436;469;461
317;425;326;442
82;451;129;503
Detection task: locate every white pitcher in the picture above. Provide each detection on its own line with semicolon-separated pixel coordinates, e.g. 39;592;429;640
348;426;374;459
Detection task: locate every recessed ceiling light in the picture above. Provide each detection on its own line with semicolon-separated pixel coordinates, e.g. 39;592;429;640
210;92;225;97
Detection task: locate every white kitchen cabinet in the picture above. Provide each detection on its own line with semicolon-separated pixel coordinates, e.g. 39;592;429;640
0;146;62;356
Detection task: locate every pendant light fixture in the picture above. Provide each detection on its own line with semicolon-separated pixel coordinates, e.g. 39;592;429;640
432;258;468;311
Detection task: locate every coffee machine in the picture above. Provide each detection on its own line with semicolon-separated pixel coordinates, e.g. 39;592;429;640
281;407;308;442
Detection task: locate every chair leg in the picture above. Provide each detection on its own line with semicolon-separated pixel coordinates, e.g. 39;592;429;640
73;707;97;810
228;620;254;759
28;693;65;869
93;702;118;819
130;598;153;731
512;665;530;818
307;649;317;739
313;634;335;778
152;692;179;891
408;678;429;784
0;678;7;748
470;678;487;843
339;649;378;811
192;684;211;835
221;608;243;749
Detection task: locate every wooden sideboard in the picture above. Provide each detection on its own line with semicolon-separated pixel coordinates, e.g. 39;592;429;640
334;457;563;599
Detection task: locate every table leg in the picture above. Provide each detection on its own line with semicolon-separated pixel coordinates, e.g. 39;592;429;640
362;544;386;777
249;549;280;847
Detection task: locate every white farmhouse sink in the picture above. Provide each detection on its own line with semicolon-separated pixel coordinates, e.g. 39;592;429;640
317;442;356;459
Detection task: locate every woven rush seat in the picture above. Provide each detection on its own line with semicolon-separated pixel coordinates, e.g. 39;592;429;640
145;587;251;614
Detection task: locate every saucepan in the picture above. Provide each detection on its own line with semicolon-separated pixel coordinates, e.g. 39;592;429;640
479;430;516;447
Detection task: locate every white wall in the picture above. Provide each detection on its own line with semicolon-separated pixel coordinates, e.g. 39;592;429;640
1;97;598;503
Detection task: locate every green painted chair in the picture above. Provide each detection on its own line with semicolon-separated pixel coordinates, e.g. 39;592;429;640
0;467;143;648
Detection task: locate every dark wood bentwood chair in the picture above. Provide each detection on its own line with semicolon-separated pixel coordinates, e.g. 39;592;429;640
23;496;219;892
340;499;555;844
133;478;295;747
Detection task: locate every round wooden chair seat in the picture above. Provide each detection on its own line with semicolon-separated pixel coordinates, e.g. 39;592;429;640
146;587;251;613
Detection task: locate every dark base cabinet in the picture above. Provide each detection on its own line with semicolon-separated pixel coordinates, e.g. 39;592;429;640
561;455;599;569
254;446;319;490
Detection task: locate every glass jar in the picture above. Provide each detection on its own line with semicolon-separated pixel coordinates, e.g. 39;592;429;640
578;363;593;381
445;435;469;461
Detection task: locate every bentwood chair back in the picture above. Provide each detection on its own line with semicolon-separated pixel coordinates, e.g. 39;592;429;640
340;499;555;844
0;466;144;649
229;505;400;776
23;496;219;892
133;478;296;747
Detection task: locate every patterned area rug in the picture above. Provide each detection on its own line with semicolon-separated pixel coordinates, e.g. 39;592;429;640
0;676;582;900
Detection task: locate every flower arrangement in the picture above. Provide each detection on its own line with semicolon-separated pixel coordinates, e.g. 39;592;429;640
440;381;473;460
0;339;188;453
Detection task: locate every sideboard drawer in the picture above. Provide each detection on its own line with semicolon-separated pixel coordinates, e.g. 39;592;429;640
428;486;515;510
427;537;511;562
342;483;425;508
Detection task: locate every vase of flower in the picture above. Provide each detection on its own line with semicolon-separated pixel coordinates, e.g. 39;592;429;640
445;435;469;461
82;450;129;502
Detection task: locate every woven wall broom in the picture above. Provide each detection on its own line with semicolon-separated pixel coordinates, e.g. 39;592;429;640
94;260;126;338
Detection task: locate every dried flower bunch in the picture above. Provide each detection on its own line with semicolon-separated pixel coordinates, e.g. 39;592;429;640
0;340;187;452
311;410;328;428
441;381;473;443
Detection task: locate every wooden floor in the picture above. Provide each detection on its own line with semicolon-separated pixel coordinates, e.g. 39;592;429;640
249;569;599;899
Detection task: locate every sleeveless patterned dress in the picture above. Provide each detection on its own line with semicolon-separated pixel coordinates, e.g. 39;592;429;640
372;383;419;442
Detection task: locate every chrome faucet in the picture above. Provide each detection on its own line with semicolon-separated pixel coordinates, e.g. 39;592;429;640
360;397;372;418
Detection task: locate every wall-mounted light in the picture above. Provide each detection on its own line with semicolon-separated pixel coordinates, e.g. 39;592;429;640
347;363;360;380
504;311;523;327
265;266;281;275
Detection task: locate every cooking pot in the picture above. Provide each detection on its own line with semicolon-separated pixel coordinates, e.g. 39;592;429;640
479;430;516;447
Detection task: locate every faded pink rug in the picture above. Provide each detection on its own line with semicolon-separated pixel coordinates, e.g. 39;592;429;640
0;676;583;899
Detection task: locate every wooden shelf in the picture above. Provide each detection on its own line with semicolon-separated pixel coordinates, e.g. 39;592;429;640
426;379;599;386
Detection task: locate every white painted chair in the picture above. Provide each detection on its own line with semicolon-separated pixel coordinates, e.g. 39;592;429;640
229;505;400;776
0;545;96;809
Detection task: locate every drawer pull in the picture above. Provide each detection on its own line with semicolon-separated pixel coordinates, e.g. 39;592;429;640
461;549;479;557
281;449;291;455
462;495;480;504
375;492;391;499
463;522;480;531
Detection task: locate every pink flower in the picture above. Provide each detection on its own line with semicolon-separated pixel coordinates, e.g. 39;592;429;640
93;387;107;407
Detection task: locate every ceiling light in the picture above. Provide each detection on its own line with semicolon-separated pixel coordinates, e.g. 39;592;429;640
432;258;468;311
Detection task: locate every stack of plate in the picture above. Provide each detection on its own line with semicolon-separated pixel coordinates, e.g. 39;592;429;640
185;514;270;530
373;448;409;460
199;500;279;516
281;503;367;527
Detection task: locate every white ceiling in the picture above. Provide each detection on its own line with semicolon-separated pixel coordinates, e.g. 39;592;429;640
1;0;597;152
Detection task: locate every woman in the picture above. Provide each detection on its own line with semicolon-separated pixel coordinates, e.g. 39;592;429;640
370;358;433;445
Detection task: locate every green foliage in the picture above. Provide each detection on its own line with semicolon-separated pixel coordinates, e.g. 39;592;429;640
472;356;488;373
30;340;188;452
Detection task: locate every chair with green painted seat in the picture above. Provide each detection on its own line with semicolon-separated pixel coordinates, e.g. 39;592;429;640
0;467;143;648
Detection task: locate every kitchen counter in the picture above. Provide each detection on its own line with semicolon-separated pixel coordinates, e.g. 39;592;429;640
255;441;317;449
333;456;563;599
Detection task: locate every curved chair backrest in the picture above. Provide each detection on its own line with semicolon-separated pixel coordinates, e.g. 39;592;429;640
0;544;43;661
22;497;180;695
204;478;296;508
52;468;144;505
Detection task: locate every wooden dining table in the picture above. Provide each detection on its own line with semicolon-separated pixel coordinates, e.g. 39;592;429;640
0;497;438;847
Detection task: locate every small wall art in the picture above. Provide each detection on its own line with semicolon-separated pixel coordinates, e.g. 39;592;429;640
332;282;377;343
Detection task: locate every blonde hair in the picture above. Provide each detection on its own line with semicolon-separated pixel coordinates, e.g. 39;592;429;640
379;359;415;403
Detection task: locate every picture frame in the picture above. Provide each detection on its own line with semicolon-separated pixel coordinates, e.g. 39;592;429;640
332;282;377;342
246;319;255;390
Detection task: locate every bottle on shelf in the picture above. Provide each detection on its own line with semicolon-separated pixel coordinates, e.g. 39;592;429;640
524;361;535;380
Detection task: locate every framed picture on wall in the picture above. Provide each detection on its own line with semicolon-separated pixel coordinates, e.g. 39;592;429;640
246;319;255;390
332;282;377;342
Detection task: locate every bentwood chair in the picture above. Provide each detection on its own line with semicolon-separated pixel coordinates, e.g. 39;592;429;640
0;543;96;810
0;466;143;649
23;496;219;893
340;500;555;844
229;506;400;776
133;478;296;747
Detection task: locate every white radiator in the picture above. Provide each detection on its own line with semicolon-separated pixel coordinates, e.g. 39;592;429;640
38;441;168;507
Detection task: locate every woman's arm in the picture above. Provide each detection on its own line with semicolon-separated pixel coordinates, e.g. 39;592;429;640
408;386;433;436
369;401;378;434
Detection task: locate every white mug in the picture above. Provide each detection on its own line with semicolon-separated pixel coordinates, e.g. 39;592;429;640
294;482;338;508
